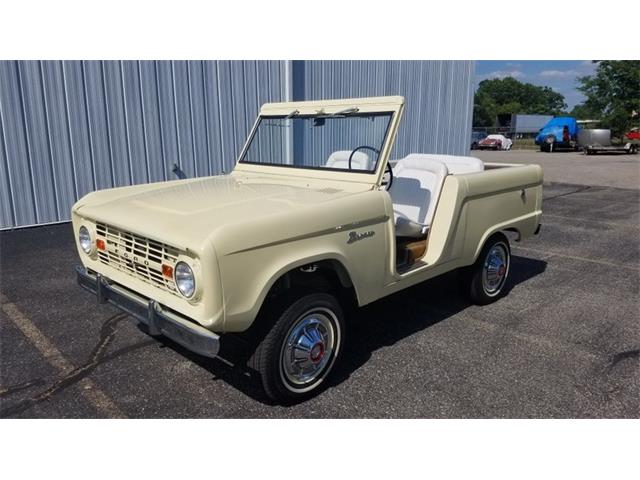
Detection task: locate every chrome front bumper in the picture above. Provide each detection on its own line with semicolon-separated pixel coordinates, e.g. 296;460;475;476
76;266;220;358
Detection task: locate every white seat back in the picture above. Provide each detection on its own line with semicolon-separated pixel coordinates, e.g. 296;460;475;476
410;154;484;174
325;150;371;170
389;155;449;229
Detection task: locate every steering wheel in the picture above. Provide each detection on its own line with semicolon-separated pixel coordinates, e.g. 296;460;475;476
381;161;394;191
348;145;379;170
347;145;393;190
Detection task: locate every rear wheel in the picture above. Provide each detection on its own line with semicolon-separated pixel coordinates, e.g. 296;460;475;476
250;292;345;403
461;233;511;305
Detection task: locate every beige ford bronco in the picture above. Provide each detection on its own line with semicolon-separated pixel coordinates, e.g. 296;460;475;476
73;96;542;403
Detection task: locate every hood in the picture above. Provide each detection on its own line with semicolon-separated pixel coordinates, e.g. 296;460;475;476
74;173;374;254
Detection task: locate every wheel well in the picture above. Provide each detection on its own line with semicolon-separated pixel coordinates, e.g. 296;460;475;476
502;227;521;242
472;230;511;265
266;259;357;309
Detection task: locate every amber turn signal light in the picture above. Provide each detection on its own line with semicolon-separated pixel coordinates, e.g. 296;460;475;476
162;264;173;278
96;239;106;251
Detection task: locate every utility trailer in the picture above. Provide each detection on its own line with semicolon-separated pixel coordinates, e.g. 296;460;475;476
579;129;638;155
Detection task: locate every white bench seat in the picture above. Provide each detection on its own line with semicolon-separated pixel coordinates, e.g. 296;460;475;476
388;154;484;238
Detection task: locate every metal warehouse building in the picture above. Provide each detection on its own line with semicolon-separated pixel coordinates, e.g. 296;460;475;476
0;60;475;230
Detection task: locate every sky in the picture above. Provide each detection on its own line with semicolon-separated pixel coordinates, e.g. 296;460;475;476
475;61;598;110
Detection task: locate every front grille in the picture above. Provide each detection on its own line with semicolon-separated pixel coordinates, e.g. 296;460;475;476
95;222;181;296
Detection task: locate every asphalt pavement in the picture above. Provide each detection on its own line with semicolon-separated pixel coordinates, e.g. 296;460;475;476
475;148;640;190
1;175;638;417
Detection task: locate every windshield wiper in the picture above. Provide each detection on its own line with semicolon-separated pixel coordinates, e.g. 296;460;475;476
285;106;360;120
333;107;359;116
314;106;360;118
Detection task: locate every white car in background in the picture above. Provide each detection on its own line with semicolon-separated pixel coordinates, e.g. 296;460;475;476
478;134;513;151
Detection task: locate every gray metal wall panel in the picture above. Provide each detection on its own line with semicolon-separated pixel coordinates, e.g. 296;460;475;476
0;104;13;227
1;60;473;229
297;60;475;160
216;62;237;174
103;61;131;187
138;61;167;182
83;61;114;190
173;61;196;178
202;61;224;177
155;61;180;176
41;61;77;219
1;60;287;229
120;61;149;185
187;61;209;178
18;61;59;224
62;61;96;198
0;61;38;226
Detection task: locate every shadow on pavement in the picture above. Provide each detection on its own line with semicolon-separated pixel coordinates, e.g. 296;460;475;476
151;255;547;405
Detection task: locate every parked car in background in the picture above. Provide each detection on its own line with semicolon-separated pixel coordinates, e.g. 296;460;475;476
535;117;579;152
477;134;513;151
470;131;486;150
625;127;640;141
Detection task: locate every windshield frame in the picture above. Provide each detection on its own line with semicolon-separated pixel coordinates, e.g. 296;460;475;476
233;97;405;186
237;112;394;175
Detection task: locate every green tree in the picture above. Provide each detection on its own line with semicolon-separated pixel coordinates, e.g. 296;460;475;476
569;103;600;121
574;61;640;136
473;77;567;127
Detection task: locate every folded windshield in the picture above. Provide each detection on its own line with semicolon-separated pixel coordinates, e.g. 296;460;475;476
239;112;393;173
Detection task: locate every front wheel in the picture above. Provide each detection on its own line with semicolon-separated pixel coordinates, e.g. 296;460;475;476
250;292;345;403
461;233;511;305
541;135;555;152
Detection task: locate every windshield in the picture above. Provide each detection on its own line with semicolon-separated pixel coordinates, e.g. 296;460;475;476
239;112;393;173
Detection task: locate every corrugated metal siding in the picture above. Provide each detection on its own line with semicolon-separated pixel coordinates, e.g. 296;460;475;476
0;60;474;230
295;61;475;160
0;60;287;229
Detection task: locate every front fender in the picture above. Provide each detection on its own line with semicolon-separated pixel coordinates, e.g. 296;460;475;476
238;252;357;331
217;223;387;332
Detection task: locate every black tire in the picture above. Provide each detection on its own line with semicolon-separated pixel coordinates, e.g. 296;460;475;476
541;135;555;153
460;233;511;305
250;292;345;404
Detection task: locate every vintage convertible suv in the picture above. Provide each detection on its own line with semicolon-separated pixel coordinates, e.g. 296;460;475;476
73;96;543;402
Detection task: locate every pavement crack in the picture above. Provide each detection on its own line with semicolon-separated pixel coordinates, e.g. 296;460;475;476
0;378;46;398
543;185;591;202
0;312;128;417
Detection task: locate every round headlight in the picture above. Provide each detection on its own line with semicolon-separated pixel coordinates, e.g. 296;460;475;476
174;262;195;298
79;226;92;254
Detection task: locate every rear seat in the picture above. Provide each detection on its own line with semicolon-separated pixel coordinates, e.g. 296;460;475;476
407;154;484;174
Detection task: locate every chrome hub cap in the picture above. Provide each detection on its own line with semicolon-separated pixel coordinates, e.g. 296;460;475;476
482;243;509;295
281;309;336;387
309;342;325;363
